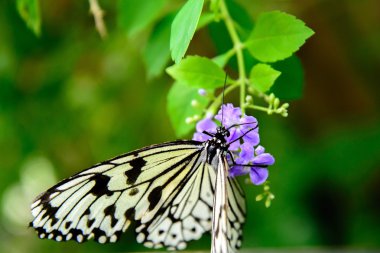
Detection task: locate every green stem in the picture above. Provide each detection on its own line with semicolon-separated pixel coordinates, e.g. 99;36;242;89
246;104;270;113
219;0;247;113
207;82;239;116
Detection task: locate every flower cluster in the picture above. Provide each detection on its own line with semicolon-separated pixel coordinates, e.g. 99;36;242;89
193;104;275;185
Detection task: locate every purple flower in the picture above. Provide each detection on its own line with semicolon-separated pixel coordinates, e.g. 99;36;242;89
229;145;275;185
215;104;241;127
193;103;275;185
193;117;217;142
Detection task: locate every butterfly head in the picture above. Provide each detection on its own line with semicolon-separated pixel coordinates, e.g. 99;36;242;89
215;126;230;139
207;126;230;151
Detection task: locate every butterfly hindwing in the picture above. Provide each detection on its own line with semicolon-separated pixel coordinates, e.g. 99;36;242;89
135;158;216;250
211;154;246;253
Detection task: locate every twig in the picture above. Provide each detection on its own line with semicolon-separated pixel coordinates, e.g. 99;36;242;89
89;0;107;39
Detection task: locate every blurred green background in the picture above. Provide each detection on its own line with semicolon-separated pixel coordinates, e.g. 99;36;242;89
1;0;379;252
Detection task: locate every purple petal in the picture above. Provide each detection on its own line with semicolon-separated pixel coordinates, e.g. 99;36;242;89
196;118;217;133
239;143;254;162
252;153;275;166
192;132;210;142
215;104;242;127
228;141;241;151
240;115;258;130
242;131;260;146
229;165;248;177
250;167;269;185
255;145;265;155
226;128;240;151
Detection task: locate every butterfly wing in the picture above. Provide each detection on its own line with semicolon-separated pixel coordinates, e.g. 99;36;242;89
211;153;246;253
30;140;246;251
30;141;203;244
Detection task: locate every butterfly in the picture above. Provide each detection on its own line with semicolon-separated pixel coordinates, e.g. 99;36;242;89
29;114;256;252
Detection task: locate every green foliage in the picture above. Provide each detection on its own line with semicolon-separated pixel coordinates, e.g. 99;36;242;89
246;11;314;62
170;0;204;63
271;55;304;99
249;63;281;93
118;0;167;36
143;14;174;79
164;1;314;136
16;0;41;36
4;0;380;251
166;56;225;88
167;82;209;137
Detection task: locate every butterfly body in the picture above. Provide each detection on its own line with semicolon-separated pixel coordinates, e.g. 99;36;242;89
30;126;245;252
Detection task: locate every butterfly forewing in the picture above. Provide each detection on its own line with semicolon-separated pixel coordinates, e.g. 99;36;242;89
30;141;202;244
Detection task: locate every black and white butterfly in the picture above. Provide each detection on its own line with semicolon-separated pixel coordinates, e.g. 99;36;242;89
30;119;255;252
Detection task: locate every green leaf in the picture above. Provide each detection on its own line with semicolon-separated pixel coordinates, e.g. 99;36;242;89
249;63;281;93
167;82;209;137
166;56;225;88
212;50;233;68
270;55;304;99
170;0;204;63
246;11;314;62
143;14;174;79
16;0;41;36
197;12;215;30
118;0;167;36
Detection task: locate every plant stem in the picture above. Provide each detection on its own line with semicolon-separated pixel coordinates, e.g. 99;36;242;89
207;83;238;116
246;104;270;113
219;0;247;113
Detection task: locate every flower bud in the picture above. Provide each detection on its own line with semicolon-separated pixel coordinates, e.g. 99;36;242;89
274;98;280;109
269;93;275;102
256;194;264;201
185;117;193;124
191;99;199;107
265;198;271;208
198;89;207;96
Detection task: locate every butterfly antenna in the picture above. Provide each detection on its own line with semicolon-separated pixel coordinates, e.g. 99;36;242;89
221;73;227;127
227;125;259;145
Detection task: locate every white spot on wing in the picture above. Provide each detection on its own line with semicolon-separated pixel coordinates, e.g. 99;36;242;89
136;233;145;243
144;241;154;248
110;235;117;243
77;234;83;242
178;241;187;250
98;235;107;244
